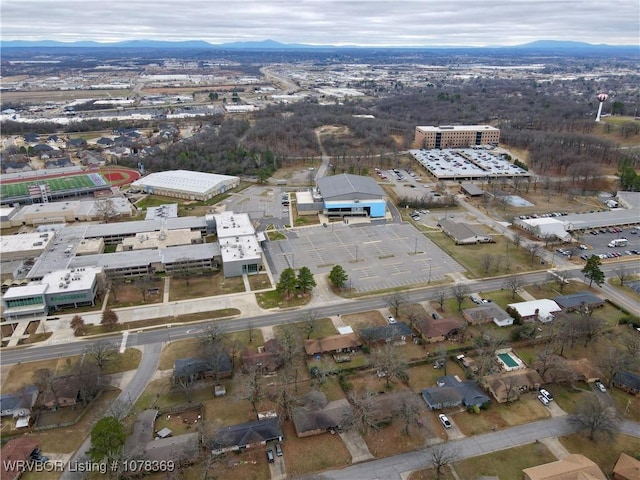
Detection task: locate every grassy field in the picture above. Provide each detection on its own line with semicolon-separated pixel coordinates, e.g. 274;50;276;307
168;272;245;301
559;433;640;475
0;172;105;198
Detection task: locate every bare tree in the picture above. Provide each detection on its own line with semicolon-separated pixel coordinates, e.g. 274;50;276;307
525;242;542;264
502;275;524;300
344;389;380;434
85;340;118;372
576;314;606;348
101;308;119;331
434;288;446;312
481;254;494;274
74;361;102;406
96;198;118;223
33;368;59;408
614;266;629;287
386;292;407;317
237;366;263;417
427;442;458;480
596;346;635;387
451;284;470;311
302;311;318;340
372;343;409;389
512;233;522;248
620;329;640;357
173;375;195;402
106;399;132;421
397;396;421;436
569;392;619;440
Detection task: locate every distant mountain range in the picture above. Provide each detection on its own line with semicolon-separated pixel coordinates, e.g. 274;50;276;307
0;39;637;53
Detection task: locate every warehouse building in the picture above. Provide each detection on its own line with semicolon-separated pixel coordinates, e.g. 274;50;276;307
316;174;386;218
131;170;239;201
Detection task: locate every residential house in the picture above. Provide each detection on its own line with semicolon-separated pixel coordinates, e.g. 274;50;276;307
45;157;73;169
211;417;283;454
522;454;606;480
125;409;198;464
67;138;88;149
0;437;39;480
32;144;54;154
40;375;83;409
241;338;284;374
612;371;640;395
481;369;543;403
304;333;361;356
507;299;561;323
2;161;32;174
0;385;38;419
414;317;463;343
553;291;604;312
23;133;40;143
556;357;602;384
421;375;490;410
360;322;413;346
292;393;353;437
439;218;493;245
613;452;640;480
463;304;514;327
174;355;232;382
96;137;114;147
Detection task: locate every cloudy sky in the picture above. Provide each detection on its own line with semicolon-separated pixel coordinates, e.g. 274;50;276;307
1;0;638;46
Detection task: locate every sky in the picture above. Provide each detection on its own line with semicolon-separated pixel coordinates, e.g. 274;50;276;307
1;0;638;46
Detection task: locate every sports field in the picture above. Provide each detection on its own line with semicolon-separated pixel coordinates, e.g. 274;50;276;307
0;173;105;198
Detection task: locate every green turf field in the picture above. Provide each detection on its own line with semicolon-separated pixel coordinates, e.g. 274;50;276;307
0;174;104;199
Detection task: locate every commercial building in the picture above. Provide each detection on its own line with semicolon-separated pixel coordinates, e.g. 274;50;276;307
214;211;263;277
2;267;102;319
414;125;500;149
316;174;386;218
131;170;239;201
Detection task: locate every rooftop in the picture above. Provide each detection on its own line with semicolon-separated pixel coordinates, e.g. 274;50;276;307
132;170;238;194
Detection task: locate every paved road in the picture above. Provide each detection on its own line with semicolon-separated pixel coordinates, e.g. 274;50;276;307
60;343;162;479
0;263;633;367
304;417;640;480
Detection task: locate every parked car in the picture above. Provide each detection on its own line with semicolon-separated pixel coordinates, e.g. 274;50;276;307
537;394;550;406
595;381;607;393
539;388;554;402
275;443;283;457
438;414;452;429
266;449;275;463
387;315;397;324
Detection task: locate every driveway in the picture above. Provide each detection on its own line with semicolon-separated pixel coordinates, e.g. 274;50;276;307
339;429;374;463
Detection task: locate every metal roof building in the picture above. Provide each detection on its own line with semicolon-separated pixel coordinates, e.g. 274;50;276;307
316;174;386;218
131;170;239;201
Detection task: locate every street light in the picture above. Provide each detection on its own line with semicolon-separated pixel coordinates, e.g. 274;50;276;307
355;245;358;262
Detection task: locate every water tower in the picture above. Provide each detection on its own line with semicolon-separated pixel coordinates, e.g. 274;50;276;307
595;93;608;122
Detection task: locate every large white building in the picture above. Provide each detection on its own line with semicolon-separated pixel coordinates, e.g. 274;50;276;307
214;211;263;277
131;170;239;201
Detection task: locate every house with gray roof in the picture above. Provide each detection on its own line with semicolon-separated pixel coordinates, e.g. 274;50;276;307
317;173;386;218
612;371;640;395
174;355;232;382
292;397;353;437
553;291;604;312
421;375;489;410
360;322;413;345
463;304;514;327
439;218;493;245
211;417;283;453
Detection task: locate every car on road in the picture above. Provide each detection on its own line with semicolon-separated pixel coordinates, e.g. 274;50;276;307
595;381;607;393
266;449;275;463
275;443;283;457
537;394;550;406
387;315;397;324
438;414;452;429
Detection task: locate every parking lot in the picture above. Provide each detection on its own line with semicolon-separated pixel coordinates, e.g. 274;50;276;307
263;222;465;293
578;226;640;260
219;185;291;229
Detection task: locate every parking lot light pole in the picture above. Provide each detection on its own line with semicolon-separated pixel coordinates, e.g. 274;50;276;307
355;245;358;262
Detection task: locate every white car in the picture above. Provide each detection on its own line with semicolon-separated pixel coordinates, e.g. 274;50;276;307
595;381;607;393
387;315;397;324
539;388;554;402
438;414;452;429
537;394;550;406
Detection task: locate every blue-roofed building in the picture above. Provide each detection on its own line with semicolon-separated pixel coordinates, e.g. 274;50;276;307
316;174;386;218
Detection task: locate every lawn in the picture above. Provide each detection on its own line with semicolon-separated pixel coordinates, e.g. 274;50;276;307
169;272;246;301
255;289;312;309
102;347;142;374
424;231;541;279
247;273;272;291
279;420;352;477
559;433;640;475
453;395;551;436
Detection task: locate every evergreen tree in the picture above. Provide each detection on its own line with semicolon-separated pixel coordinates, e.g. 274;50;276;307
582;255;605;287
276;268;297;298
328;265;348;288
297;266;316;293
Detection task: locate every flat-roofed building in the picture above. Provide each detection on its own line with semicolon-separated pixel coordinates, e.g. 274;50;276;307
120;228;202;251
414;125;500;149
1;231;55;261
131;170;239;201
2;267;102;319
214;211;262;277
